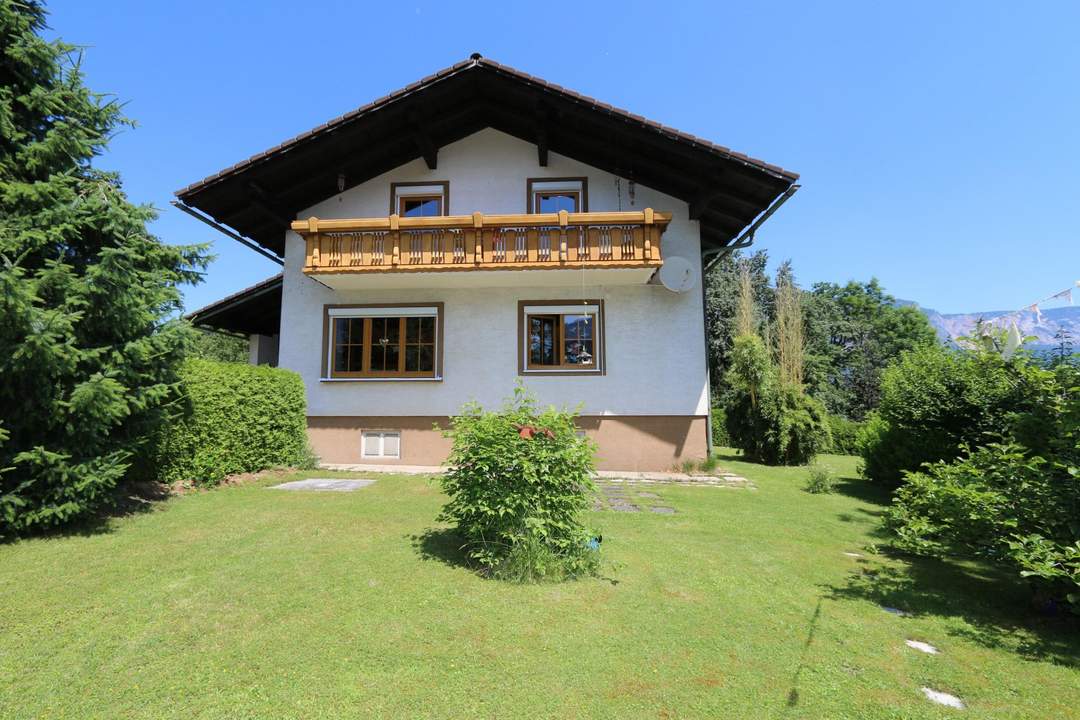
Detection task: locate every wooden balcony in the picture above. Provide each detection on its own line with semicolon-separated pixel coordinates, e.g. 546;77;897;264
291;209;670;278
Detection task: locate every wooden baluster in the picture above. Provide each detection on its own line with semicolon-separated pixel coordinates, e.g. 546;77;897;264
305;235;315;269
307;217;320;268
643;208;655;261
558;210;568;263
390;214;400;265
473;212;483;265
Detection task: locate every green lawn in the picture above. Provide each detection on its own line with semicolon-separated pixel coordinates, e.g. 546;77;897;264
1;455;1077;719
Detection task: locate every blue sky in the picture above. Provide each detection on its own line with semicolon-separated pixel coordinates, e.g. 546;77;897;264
47;0;1080;315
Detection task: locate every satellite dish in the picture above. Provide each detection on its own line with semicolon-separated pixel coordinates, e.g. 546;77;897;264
658;256;696;293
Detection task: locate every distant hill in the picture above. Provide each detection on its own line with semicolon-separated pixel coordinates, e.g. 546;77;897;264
908;303;1080;353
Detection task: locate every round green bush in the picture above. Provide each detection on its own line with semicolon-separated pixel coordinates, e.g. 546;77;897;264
437;386;600;582
859;344;1031;486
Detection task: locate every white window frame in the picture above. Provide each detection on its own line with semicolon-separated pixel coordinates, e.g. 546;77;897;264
361;430;401;459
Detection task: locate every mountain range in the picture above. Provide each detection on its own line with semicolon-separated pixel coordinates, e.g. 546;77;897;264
912;303;1080;352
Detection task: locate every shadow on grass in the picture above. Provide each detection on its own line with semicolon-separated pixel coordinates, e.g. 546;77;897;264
827;554;1080;667
831;476;892;507
3;480;171;543
784;597;823;709
409;527;475;571
710;449;745;464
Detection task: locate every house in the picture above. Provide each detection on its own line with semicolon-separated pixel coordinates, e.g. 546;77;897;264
181;55;798;472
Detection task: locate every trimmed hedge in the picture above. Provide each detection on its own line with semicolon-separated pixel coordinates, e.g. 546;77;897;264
825;415;864;455
148;360;312;486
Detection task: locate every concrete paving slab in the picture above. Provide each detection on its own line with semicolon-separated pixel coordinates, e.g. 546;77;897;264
269;479;375;492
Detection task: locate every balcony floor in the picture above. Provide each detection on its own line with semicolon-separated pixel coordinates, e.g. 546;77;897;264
308;266;658;291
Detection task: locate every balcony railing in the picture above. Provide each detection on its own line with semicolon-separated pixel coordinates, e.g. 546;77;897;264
292;209;670;275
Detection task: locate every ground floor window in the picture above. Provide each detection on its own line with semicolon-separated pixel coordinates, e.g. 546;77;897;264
324;304;442;379
518;300;605;375
362;430;401;458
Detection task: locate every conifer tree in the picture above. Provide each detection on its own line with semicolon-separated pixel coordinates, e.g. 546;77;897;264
0;1;207;534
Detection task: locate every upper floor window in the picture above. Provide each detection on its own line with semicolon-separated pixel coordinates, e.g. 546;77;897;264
323;304;443;380
527;177;588;214
391;182;449;217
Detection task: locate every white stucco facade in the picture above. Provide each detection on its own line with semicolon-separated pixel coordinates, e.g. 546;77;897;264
278;129;708;419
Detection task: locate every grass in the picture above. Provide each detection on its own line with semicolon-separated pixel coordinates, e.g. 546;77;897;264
1;454;1077;719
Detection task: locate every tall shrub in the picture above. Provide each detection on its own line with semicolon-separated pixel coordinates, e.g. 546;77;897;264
775;264;804;386
437;386;599;582
0;2;207;535
859;343;1031;486
886;362;1080;611
147;360;312;486
723;265;829;465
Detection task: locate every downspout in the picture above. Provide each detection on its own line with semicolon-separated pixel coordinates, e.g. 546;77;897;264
698;184;800;457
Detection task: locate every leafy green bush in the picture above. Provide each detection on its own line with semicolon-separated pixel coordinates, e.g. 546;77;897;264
860;344;1031;486
723;335;831;465
825;415;863;455
437;386;600;582
886;362;1080;612
146;360;313;486
804;464;836;494
710;406;731;448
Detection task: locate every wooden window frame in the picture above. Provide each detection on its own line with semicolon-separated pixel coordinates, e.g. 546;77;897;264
518;300;606;376
525;177;589;213
390;181;449;216
321;303;444;381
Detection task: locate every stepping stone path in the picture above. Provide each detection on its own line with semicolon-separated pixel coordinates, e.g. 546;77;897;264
921;687;964;709
594;484;682;513
269;478;375;492
906;639;939;655
597;471;754;489
874;596;961;708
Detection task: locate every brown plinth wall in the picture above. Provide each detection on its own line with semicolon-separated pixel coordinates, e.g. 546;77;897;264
307;415;709;472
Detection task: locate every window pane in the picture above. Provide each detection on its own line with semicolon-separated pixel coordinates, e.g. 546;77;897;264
529;315;557;365
346;345;363;372
565;337;594;365
405;317;420;342
363;433;381;456
537;192;578;213
563;315;594;365
401;197;441;217
371;317;399;344
382;433;400;457
334;344;348;373
404;345;420;372
333;319;365;374
563;314;592;340
419;316;435;343
419;344;434;372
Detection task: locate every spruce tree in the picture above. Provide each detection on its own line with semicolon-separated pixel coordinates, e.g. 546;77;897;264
0;1;207;534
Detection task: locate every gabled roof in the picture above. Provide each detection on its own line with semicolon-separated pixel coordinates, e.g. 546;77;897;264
187;273;282;336
176;55;798;257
